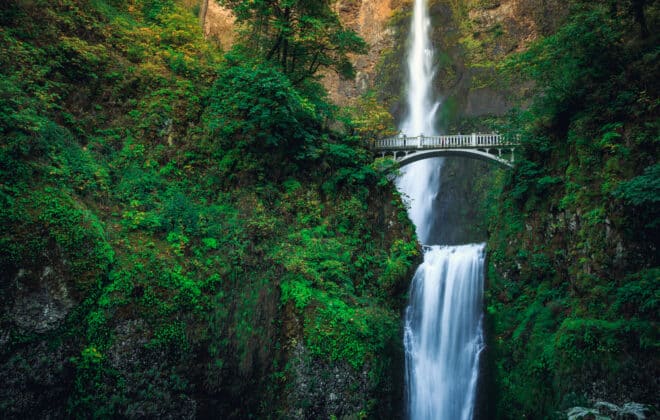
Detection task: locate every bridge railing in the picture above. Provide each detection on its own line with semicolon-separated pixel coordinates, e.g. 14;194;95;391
374;133;517;150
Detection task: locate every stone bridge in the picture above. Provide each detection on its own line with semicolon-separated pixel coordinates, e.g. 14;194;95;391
374;133;519;168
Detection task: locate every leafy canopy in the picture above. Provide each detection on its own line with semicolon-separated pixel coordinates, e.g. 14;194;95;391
218;0;367;83
207;55;320;155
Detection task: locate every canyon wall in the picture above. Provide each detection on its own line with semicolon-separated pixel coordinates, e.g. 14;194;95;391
202;0;565;114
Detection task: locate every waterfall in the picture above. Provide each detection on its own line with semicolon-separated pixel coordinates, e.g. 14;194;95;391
401;0;438;138
403;245;485;419
397;0;485;418
395;0;441;246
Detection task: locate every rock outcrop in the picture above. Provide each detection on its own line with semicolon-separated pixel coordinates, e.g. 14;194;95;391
202;0;399;105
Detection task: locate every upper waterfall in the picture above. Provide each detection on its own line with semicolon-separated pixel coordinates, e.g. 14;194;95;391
401;0;439;137
396;0;442;245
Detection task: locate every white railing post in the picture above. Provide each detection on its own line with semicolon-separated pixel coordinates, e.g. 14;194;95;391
374;133;517;166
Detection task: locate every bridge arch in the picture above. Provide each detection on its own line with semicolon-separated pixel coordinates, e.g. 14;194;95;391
374;133;518;169
394;149;514;169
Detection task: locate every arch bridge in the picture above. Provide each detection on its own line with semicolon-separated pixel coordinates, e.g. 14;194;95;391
374;133;519;168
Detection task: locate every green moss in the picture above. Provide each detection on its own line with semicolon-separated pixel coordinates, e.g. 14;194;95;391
0;0;418;417
0;187;113;290
486;3;659;417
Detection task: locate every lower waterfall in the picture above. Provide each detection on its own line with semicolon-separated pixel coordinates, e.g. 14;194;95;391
403;243;485;420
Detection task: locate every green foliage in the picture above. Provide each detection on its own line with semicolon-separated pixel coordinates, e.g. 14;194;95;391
506;6;624;120
68;345;122;418
0;0;417;417
220;0;367;82
348;92;398;140
379;239;419;291
140;0;175;22
272;183;417;375
613;163;660;229
0;187;113;292
487;1;659;417
207;58;320;153
0;0;417;418
306;300;398;369
613;268;660;319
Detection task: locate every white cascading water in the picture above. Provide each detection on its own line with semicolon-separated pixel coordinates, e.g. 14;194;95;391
395;0;441;246
403;245;485;420
396;0;486;418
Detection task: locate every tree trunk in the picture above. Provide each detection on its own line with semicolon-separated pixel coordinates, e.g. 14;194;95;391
199;0;209;32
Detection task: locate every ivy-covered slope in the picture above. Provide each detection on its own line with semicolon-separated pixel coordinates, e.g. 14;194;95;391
0;1;418;417
484;2;659;418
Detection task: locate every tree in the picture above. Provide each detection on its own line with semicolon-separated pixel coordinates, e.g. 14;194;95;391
218;0;367;83
206;57;320;154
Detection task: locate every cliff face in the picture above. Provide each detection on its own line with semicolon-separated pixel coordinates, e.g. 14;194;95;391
203;0;399;105
481;2;659;417
3;1;655;418
0;1;419;417
202;0;235;50
375;0;567;128
202;0;563;112
322;0;400;105
364;0;567;253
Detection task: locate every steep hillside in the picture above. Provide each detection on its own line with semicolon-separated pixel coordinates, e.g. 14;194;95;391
2;0;657;418
375;0;567;129
484;2;659;417
203;0;400;107
0;1;418;417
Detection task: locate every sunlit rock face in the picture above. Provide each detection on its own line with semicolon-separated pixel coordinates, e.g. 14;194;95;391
202;0;399;106
322;0;400;106
202;0;236;50
202;0;566;110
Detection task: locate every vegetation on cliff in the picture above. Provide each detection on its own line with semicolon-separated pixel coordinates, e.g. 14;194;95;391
2;0;657;418
0;0;418;417
485;1;659;417
219;0;367;83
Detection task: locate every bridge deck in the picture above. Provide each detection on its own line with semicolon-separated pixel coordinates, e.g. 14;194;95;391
375;133;517;150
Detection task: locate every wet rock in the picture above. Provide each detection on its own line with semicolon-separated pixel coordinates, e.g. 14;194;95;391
465;88;510;117
284;342;375;419
108;319;149;372
9;265;74;334
105;319;198;419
